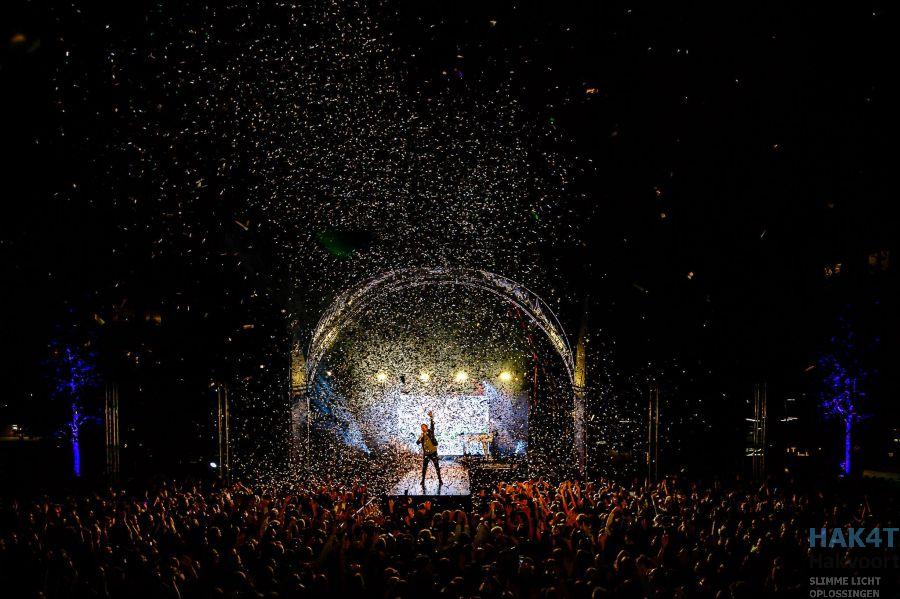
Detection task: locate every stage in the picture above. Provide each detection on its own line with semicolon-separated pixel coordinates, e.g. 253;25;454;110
387;456;525;501
389;457;470;497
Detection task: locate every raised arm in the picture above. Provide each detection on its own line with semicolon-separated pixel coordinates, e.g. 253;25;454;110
428;410;435;433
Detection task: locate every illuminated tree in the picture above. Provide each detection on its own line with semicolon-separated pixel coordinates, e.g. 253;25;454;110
817;317;868;476
48;342;98;477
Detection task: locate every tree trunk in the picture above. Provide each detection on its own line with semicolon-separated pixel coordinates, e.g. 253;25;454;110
71;404;81;478
842;418;851;476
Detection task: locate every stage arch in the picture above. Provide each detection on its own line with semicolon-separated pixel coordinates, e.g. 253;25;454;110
299;267;585;474
306;267;575;389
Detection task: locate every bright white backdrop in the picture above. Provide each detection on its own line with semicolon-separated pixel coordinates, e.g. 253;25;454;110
395;394;489;455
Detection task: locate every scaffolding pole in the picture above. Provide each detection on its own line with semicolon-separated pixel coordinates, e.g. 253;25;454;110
104;383;120;479
752;382;767;479
647;384;660;484
217;384;231;482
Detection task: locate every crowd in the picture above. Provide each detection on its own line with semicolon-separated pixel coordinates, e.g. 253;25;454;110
0;474;895;598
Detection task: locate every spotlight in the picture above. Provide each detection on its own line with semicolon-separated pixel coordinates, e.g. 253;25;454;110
419;372;430;383
454;370;468;383
376;372;387;382
499;371;513;382
209;461;218;469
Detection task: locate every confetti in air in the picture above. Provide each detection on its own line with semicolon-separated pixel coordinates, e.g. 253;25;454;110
52;0;681;487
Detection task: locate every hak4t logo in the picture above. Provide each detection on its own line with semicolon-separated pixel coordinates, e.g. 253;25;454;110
809;528;898;548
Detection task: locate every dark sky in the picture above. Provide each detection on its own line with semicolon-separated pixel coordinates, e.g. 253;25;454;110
0;1;894;472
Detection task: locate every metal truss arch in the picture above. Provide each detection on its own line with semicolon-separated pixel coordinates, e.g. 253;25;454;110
306;267;575;390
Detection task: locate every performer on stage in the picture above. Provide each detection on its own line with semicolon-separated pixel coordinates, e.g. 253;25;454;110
417;410;442;487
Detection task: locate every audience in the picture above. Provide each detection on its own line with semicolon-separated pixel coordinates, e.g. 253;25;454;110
0;475;893;597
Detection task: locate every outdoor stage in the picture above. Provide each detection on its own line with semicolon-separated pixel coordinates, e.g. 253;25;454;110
387;456;525;501
389;457;470;496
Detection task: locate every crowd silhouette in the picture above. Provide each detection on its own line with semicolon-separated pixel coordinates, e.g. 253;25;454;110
1;475;894;598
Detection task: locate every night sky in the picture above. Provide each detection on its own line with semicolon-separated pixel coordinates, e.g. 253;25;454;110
0;1;895;478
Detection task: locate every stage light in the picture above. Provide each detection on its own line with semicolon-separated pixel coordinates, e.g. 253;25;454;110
454;370;468;383
209;461;218;469
418;372;430;383
499;371;513;382
376;372;387;382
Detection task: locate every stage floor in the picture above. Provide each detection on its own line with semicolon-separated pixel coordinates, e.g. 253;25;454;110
390;457;470;496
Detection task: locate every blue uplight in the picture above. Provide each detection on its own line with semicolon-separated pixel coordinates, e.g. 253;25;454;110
817;316;868;477
49;342;98;478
